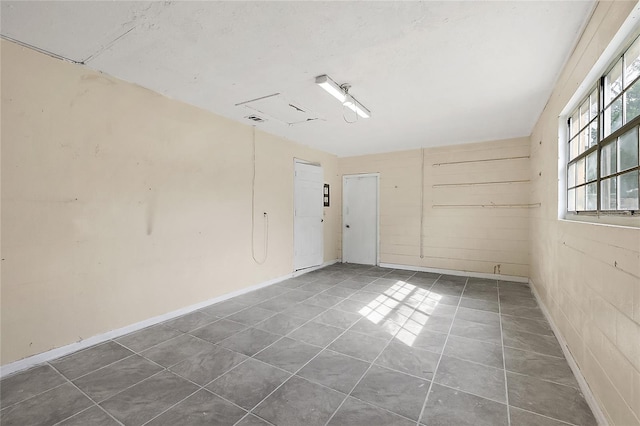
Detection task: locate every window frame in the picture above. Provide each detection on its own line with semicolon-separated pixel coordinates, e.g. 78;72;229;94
566;35;640;216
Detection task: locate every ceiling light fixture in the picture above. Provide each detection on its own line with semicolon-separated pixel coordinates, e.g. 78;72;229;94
315;74;371;119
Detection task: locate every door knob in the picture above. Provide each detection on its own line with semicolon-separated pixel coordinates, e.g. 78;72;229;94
345;225;350;228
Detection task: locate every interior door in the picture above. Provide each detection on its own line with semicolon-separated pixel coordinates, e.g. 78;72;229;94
343;174;378;265
294;161;324;271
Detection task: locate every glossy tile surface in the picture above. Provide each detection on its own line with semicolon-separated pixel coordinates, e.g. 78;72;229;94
0;264;595;426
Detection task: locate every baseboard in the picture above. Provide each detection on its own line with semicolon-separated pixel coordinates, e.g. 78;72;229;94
528;278;609;426
0;259;339;379
379;262;529;284
292;259;339;277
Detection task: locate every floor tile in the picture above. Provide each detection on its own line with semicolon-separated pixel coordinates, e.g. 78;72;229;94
450;318;502;344
297;349;369;393
235;414;272;425
416;299;457;316
254;337;322;372
0;364;66;408
349;290;382;303
383;270;415;280
348;274;377;284
258;286;293;298
116;324;182;352
434;355;506;403
207;358;290;410
504;347;578;388
420;314;454;334
462;287;499;302
57;406;120;426
74;354;163;401
340;281;371;290
199;300;249;318
350;317;398;340
328;330;389;362
164;311;217;332
430;283;465;297
141;334;216;367
0;382;92;426
499;293;538;308
351;365;429;421
277;277;311;289
170;345;247;385
189;319;247;344
280;302;327;320
253;313;308;335
402;328;447;353
430;294;461;306
253;376;344;426
498;285;533;298
100;371;198;426
375;340;439;380
314;308;361;329
226;307;276;326
386;305;415;326
502;328;563;357
305;293;344;308
327;397;414;426
298;281;335;293
509;407;574;426
288;321;343;347
507;372;596;425
501;314;554;336
439;275;467;283
218;327;280;356
467;278;497;287
459;297;500;313
421;383;508;426
289;289;320;301
363;282;395;293
443;335;504;369
499;305;546;321
146;389;246;426
255;297;298;312
50;341;133;380
406;272;439;287
455;307;501;326
325;286;359;297
333;298;368;313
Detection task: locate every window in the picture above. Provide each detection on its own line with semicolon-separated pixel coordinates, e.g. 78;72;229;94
567;35;640;214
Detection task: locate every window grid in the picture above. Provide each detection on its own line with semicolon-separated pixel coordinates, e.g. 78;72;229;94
567;35;640;214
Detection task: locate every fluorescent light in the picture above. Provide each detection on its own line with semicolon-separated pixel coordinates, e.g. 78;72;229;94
315;75;346;103
343;95;371;118
316;74;371;119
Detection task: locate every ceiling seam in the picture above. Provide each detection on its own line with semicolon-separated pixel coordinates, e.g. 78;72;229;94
0;34;83;64
82;26;136;65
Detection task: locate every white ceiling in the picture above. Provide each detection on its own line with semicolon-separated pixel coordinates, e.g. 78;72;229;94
1;1;595;157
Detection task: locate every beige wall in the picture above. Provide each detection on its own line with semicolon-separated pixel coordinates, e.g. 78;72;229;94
529;2;640;425
339;137;530;278
0;40;340;364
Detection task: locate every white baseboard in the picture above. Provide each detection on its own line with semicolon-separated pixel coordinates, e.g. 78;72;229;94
379;262;529;284
292;259;339;277
528;279;609;426
0;259;339;379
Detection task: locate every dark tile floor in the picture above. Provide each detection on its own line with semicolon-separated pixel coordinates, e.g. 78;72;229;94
0;264;597;426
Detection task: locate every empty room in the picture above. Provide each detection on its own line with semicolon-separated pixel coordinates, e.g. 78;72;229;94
1;1;639;426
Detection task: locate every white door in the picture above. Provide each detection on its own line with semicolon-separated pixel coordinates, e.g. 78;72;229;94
294;161;324;271
343;174;378;265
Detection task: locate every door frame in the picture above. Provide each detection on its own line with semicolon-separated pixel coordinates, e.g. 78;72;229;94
293;158;324;271
342;173;380;266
